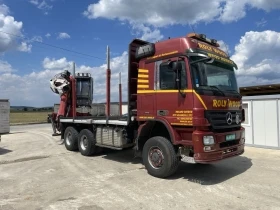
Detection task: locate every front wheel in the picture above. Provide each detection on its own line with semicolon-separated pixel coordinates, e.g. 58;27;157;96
78;129;96;156
142;136;179;178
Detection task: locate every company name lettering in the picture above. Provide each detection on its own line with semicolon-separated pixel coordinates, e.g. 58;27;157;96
213;100;240;108
197;42;228;58
147;51;178;60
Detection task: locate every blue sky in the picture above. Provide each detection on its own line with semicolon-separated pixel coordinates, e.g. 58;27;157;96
0;0;280;106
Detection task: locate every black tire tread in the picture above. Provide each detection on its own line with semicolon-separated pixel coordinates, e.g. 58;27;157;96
78;129;96;156
143;136;179;178
64;126;79;151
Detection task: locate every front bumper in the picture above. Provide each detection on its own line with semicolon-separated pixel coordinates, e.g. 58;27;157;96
194;144;245;163
192;128;245;163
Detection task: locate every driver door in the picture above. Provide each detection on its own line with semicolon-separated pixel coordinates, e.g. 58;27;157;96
154;57;193;126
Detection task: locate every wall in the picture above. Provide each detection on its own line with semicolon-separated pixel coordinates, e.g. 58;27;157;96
242;95;280;149
0;99;10;134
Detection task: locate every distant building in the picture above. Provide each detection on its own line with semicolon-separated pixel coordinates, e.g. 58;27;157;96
240;84;280;150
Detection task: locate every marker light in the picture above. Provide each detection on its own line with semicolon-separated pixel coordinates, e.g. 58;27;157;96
211;39;217;44
187;33;220;47
199;34;206;39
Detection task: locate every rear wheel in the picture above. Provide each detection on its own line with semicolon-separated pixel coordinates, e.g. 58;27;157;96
78;129;96;156
64;126;79;151
142;136;179;178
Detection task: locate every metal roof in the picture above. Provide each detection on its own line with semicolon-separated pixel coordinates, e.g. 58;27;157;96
240;84;280;96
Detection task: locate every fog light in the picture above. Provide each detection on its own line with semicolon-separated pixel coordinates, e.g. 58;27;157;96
203;136;215;145
204;146;213;152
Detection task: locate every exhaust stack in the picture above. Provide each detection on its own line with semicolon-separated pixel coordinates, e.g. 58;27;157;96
72;62;76;118
106;46;111;123
119;72;122;116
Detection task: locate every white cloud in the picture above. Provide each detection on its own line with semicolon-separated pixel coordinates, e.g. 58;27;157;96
132;24;164;42
83;0;280;27
249;0;280;11
0;4;9;15
219;0;280;23
218;40;231;55
83;0;223;27
57;32;71;40
31;36;43;42
231;30;280;87
0;4;32;53
256;18;267;27
29;0;53;14
83;0;280;41
0;60;15;73
17;42;32;52
0;52;128;106
43;57;71;70
29;0;39;5
219;0;247;23
45;33;51;38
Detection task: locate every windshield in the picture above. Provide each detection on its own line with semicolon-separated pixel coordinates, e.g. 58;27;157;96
190;56;240;98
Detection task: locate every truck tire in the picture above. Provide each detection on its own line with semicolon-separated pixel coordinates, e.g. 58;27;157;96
64;126;79;151
142;136;179;178
78;129;96;156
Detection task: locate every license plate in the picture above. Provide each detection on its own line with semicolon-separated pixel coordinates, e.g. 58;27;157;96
226;134;236;141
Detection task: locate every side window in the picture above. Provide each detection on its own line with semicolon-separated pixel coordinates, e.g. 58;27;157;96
159;60;187;90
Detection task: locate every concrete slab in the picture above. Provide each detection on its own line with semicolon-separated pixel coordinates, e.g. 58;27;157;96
0;124;280;210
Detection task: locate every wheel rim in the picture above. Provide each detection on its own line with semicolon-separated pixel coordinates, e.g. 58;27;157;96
148;146;164;169
66;132;71;146
80;135;88;151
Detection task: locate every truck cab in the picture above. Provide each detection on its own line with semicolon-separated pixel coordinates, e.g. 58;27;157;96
129;33;245;166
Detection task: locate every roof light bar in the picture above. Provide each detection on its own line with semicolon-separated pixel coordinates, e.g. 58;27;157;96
187;33;220;47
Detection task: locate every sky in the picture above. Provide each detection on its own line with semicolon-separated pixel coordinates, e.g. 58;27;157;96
0;0;280;107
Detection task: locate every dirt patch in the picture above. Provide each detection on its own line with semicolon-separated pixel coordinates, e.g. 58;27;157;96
0;155;50;165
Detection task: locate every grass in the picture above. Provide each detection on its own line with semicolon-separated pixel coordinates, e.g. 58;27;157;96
10;111;51;125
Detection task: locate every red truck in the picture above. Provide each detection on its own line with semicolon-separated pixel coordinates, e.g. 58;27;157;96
49;33;245;178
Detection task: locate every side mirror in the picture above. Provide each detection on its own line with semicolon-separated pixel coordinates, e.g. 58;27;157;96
168;61;182;72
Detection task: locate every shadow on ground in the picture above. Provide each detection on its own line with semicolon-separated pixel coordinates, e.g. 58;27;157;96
100;148;142;164
0;147;12;155
100;148;252;185
168;156;252;185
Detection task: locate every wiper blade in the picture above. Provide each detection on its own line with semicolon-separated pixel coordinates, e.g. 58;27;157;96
197;85;225;96
208;85;226;96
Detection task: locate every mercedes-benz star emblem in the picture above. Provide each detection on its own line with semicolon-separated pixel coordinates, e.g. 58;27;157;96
226;112;232;125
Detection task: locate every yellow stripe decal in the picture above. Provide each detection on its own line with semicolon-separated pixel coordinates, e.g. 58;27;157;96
136;89;207;110
138;69;149;73
137;90;193;93
138;74;149;78
137;84;149;88
171;123;193;126
193;91;207;110
138;79;149;83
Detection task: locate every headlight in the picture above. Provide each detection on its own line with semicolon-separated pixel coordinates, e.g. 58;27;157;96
203;136;215;145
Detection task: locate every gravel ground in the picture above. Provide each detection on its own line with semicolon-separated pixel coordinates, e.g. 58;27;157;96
0;124;280;210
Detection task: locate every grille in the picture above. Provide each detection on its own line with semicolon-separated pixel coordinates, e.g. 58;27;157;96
205;110;242;130
220;140;240;148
